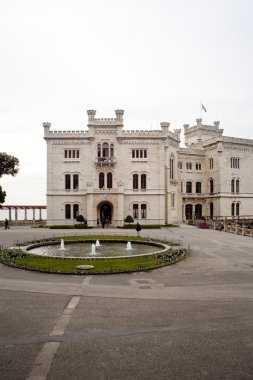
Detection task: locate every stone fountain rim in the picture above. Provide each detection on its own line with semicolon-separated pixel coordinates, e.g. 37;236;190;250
22;239;171;260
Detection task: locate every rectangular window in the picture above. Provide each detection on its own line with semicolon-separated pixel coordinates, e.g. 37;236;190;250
144;150;147;158
132;150;135;158
196;182;202;193
209;158;213;169
231;157;240;169
181;182;183;192
196;163;201;170
64;149;80;160
132;149;147;159
186;163;192;170
136;150;139;158
178;162;182;169
140;150;143;158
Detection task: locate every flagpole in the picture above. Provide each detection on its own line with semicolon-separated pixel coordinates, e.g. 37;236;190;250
200;102;202;119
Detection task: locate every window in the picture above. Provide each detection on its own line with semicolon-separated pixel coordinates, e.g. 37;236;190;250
133;204;139;218
73;174;79;190
132;149;147;159
210;179;214;194
110;144;114;157
107;172;113;189
209;158;213;169
231;157;240;169
231;179;235;193
196;182;202;193
185;204;193;220
99;172;105;189
210;202;214;219
186;163;192;170
73;204;79;219
236;202;240;216
178;162;182;169
231;203;235;217
236;179;240;193
64;150;80;159
133;174;138;190
181;182;183;192
65;204;71;219
65;174;71;190
186;181;192;193
102;143;109;158
170;156;174;179
196;163;201;170
141;174;146;189
97;144;101;158
141;204;147;218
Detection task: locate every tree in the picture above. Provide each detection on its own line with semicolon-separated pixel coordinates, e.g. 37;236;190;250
124;215;134;224
0;152;19;204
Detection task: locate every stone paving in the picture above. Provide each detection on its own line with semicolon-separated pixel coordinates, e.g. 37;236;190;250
0;225;253;380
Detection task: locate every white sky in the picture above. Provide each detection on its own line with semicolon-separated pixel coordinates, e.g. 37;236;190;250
1;0;253;205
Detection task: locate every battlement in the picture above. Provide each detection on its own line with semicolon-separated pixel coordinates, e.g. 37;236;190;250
87;109;124;125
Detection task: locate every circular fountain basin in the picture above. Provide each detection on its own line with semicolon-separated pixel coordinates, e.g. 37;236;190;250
25;240;169;259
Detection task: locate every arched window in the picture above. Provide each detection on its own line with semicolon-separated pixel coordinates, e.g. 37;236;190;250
133;174;138;190
141;204;147;218
236;179;240;193
186;181;192;193
231;203;235;216
110;144;114;157
107;172;113;189
99;172;105;189
97;144;101;158
73;174;79;190
65;174;71;190
73;204;79;219
65;204;71;219
133;204;139;218
102;143;109;158
231;179;235;193
196;182;202;193
210;202;214;219
141;174;146;189
210;179;214;194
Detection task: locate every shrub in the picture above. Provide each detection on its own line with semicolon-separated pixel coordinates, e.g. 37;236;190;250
76;215;87;224
124;215;134;224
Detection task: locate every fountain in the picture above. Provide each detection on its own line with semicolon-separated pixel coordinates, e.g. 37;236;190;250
126;242;132;250
59;239;66;251
95;240;101;248
90;244;96;255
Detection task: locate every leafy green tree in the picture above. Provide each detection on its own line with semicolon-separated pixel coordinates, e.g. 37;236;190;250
0;152;19;204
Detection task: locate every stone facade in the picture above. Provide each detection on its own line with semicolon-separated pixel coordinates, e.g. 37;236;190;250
43;110;253;226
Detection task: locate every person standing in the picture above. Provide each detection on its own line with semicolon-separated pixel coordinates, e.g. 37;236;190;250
4;219;10;230
136;222;141;237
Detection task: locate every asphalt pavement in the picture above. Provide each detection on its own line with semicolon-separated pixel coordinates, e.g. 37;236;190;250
0;225;252;380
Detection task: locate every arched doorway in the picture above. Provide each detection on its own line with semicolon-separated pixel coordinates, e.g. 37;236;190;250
195;204;202;219
98;201;113;222
185;204;193;220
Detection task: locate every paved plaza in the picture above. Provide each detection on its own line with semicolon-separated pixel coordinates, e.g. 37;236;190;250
0;225;253;380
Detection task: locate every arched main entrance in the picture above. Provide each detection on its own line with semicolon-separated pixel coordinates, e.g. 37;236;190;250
98;201;113;222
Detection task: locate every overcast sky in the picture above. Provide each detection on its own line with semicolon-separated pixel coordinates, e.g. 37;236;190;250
1;0;253;205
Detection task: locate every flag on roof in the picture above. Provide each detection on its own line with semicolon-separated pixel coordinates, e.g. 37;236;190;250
202;104;207;112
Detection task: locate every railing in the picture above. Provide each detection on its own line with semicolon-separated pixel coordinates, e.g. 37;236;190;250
95;157;116;166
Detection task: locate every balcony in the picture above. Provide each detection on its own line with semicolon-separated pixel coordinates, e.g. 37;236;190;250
95;156;116;167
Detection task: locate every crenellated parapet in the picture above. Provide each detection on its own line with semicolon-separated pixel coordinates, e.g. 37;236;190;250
87;109;124;126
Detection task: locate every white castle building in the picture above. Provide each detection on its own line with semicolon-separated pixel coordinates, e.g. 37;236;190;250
43;110;253;226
